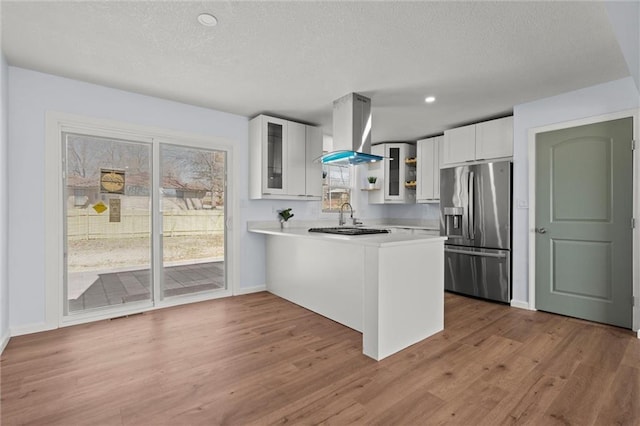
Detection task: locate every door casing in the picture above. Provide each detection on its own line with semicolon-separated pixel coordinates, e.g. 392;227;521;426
528;108;640;334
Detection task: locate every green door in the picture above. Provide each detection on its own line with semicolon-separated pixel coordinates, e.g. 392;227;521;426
535;117;633;328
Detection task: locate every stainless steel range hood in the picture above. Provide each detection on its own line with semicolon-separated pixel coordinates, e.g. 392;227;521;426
320;93;383;165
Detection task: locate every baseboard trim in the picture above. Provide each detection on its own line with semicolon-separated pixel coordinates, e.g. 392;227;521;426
8;289;269;337
510;299;533;310
10;322;56;337
235;285;267;296
0;330;10;355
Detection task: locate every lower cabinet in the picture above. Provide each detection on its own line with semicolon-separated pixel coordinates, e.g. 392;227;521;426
368;143;416;204
416;136;443;203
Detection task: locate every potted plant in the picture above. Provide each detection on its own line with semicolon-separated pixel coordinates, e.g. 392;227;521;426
367;176;377;189
277;208;294;229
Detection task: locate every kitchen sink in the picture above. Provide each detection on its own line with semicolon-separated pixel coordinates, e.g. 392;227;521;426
308;227;390;236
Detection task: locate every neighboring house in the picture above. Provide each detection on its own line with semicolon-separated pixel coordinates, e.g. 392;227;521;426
66;173;215;211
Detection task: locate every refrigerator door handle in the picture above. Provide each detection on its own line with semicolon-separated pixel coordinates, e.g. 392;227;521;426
468;171;475;240
445;247;507;259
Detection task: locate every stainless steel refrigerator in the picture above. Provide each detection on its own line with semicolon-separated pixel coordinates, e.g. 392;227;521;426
440;161;512;303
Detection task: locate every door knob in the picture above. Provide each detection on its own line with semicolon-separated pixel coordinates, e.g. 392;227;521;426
535;227;547;234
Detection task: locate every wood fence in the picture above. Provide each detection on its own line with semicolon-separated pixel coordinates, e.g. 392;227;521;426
66;209;225;240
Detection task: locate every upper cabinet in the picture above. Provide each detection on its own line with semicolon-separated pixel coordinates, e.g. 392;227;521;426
249;115;322;200
442;116;513;166
416;136;443;203
442;124;476;165
476;116;514;160
368;143;416;204
304;126;323;198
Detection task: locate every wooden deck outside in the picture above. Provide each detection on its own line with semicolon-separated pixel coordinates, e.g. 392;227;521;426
68;262;225;312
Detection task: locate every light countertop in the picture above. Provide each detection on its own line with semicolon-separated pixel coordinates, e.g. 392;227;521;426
248;225;446;247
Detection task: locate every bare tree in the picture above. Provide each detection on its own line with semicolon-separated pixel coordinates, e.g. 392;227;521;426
67;140;90;178
123;143;150;173
190;150;226;205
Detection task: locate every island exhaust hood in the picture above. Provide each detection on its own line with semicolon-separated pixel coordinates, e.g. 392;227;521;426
320;93;383;165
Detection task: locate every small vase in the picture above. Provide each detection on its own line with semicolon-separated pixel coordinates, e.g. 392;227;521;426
368;183;376;190
281;221;290;229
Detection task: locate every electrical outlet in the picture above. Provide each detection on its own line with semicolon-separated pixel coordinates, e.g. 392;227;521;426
516;199;528;209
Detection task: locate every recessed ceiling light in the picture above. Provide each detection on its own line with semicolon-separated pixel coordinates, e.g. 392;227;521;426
425;96;436;103
197;13;218;27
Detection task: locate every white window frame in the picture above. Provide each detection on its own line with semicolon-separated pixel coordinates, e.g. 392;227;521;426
45;111;239;329
322;163;354;213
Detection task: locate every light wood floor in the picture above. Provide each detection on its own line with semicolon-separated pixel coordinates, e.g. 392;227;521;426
1;292;639;425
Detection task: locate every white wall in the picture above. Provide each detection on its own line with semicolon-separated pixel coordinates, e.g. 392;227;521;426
0;54;9;349
605;1;640;92
512;77;640;305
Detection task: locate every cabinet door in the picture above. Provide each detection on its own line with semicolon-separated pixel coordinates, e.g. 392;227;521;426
433;135;443;199
305;125;323;198
384;143;415;203
416;138;435;201
262;117;288;194
476;116;513;160
443;124;475;165
385;145;403;201
287;121;306;197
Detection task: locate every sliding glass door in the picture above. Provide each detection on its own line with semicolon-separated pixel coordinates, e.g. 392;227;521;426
63;132;227;318
64;133;152;314
160;144;226;299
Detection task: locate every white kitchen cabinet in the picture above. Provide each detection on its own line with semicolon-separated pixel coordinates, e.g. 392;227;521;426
476;116;513;160
368;143;416;204
416;135;443;203
442;116;513;166
304;125;323;198
249;114;322;200
442;124;475;164
287;121;306;197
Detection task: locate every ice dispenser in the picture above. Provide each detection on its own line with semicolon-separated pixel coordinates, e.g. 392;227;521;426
443;207;465;238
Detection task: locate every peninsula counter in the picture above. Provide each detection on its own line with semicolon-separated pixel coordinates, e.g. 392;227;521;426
249;225;446;360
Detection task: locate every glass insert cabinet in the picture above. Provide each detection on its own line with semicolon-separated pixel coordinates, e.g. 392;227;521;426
368;142;416;204
266;120;284;191
249;114;322;200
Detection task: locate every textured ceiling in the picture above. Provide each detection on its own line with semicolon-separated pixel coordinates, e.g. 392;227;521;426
0;1;630;142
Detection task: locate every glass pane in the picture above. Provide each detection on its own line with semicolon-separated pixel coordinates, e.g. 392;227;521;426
267;122;283;189
322;164;351;212
64;133;152;314
160;144;226;298
389;147;400;196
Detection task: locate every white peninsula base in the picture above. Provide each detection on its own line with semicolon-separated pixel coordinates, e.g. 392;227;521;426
255;228;445;361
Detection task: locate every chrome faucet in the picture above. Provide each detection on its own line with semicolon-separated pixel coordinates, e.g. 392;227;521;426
339;202;354;226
